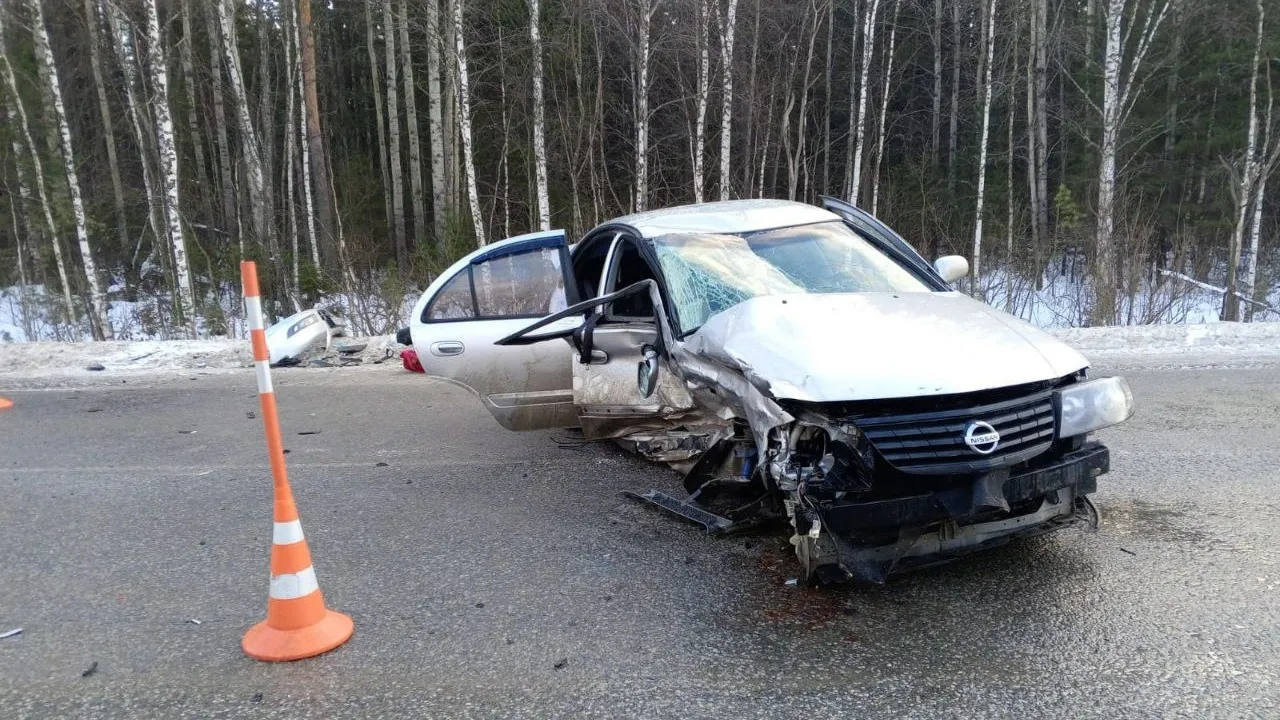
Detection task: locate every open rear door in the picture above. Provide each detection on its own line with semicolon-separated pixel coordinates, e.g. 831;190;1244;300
408;230;581;431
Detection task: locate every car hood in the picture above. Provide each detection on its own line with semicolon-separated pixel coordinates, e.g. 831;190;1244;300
682;292;1088;402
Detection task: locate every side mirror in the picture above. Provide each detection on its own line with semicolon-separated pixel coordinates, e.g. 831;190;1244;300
934;255;970;284
637;346;660;398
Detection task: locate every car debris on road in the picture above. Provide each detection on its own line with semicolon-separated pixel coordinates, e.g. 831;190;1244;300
406;198;1134;583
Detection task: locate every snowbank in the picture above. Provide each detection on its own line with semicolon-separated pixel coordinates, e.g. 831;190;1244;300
0;335;402;380
1054;322;1280;360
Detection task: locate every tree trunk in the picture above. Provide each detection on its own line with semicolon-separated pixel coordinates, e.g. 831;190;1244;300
0;27;76;326
871;0;902;215
400;0;427;244
1026;0;1041;257
443;0;458;210
298;0;337;263
931;0;942;162
790;6;819;201
217;0;274;250
366;0;393;234
947;0;960;198
283;3;301;295
634;0;658;212
1032;0;1048;254
177;0;211;224
425;0;448;242
143;0;196;335
1006;10;1019;263
289;0;321;273
821;0;833;194
718;0;739;200
1225;0;1264;322
529;0;552;229
29;0;111;339
83;0;129;260
693;0;710;203
257;0;274;213
1095;0;1125;325
454;0;486;246
106;5;167;273
6;168;35;339
205;1;238;244
972;0;998;296
1095;0;1170;325
842;0;862;198
849;0;881;205
383;0;407;261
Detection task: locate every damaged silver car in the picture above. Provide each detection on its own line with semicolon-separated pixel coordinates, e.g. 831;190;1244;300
408;199;1133;583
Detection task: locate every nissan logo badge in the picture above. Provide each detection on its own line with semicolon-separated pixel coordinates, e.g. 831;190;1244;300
964;420;1001;455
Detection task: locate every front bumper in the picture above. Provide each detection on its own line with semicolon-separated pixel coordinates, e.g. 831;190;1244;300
817;443;1109;581
822;443;1108;533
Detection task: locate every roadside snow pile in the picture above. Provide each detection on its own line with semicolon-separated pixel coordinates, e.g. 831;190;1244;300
1;322;1276;381
1051;322;1280;360
0;335;401;378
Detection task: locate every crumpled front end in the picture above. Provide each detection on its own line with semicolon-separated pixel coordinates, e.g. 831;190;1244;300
768;376;1109;583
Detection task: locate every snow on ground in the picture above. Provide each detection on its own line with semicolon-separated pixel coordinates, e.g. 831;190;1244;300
0;334;402;382
1;322;1276;384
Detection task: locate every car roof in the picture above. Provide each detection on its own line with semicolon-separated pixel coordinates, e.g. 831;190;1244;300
605;199;840;238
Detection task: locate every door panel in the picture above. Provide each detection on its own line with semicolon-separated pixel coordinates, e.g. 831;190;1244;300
409;230;580;431
573;323;696;440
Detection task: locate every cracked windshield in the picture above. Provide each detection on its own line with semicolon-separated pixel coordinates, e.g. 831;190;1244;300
652;221;933;331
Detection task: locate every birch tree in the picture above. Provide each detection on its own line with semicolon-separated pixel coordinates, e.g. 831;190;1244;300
141;0;196;333
205;1;237;240
217;0;274;249
83;0;128;258
1027;0;1048;258
870;0;902;215
106;3;166;262
633;0;660;212
530;0;552;229
1094;0;1170;324
0;22;75;326
848;0;882;205
400;0;428;243
1225;0;1265;322
454;0;486;245
971;0;998;294
289;0;320;272
298;0;336;260
177;0;210;223
717;0;739;200
693;0;710;203
383;0;407;260
426;0;448;241
366;1;392;233
29;0;111;340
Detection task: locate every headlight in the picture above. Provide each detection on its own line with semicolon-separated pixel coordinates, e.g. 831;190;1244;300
1055;377;1133;438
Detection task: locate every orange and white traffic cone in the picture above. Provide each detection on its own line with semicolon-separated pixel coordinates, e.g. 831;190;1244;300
0;397;12;411
240;261;353;662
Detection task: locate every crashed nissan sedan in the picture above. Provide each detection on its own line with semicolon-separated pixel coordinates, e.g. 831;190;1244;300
409;199;1133;583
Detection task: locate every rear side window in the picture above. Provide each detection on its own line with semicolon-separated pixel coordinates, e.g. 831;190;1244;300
426;272;475;320
424;247;568;322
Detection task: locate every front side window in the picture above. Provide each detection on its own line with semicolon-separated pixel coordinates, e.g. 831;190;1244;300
425;246;568;322
652;221;933;332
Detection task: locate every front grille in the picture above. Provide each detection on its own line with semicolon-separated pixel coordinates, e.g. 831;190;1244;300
849;388;1057;475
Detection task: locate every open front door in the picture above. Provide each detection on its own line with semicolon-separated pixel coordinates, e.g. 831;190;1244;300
408;230;580;431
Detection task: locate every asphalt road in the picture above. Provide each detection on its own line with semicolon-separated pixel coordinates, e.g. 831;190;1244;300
1;363;1278;718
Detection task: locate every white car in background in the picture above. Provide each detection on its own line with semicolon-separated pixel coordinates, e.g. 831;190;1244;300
408;198;1133;583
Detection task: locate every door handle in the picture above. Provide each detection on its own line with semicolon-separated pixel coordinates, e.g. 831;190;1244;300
430;341;465;357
